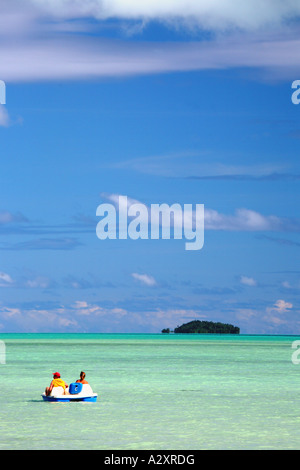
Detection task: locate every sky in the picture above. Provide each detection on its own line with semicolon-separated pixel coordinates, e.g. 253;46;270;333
0;0;300;334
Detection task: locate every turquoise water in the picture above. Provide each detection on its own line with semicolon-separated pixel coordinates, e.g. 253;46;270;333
0;333;300;450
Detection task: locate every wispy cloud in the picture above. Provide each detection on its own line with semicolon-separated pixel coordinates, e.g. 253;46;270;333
266;299;293;314
0;210;29;225
112;152;298;180
24;276;53;289
0;272;14;287
0;268;56;290
0;209;94;250
2;33;300;83
131;272;157;286
187;173;300;182
72;300;127;317
0;299;206;332
232;298;299;333
205;208;300;232
240;276;257;287
0;269;117;291
0;237;83;251
63;274;115;290
9;1;300;32
2;0;300;83
3;194;297;252
257;234;300;247
101;193;300;233
263;299;293;327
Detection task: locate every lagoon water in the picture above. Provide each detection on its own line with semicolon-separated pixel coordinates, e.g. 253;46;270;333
0;333;300;450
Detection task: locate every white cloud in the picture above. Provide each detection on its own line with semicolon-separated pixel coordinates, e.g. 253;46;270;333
2;33;300;83
0;306;21;317
25;276;51;289
1;0;300;83
101;193;300;233
282;281;292;289
240;276;257;287
58;317;78;327
132;272;157;286
267;299;293;314
0;299;206;332
263;299;293;327
204;208;283;231
0;272;14;286
233;301;297;333
72;300;103;315
72;300;127;316
24;1;300;31
113;153;288;179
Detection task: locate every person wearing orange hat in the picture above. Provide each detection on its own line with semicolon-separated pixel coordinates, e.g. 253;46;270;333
45;372;68;396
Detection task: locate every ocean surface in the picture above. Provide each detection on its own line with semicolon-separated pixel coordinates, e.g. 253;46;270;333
0;333;300;450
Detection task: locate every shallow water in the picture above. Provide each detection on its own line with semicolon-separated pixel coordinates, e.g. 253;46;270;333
0;333;300;450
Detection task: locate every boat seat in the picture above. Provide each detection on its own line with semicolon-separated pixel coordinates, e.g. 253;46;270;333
50;386;65;397
81;384;94;395
50;383;94;397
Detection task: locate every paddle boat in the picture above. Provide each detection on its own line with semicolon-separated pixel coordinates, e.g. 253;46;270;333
42;382;98;402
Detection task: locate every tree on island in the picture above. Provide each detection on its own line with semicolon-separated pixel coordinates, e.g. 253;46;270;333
162;320;240;334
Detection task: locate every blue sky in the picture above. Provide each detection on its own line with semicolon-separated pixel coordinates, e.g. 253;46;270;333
0;0;300;333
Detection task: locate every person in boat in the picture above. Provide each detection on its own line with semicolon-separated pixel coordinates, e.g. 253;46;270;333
45;372;68;396
76;371;89;385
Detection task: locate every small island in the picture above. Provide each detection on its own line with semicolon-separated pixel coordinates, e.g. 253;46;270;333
162;320;240;334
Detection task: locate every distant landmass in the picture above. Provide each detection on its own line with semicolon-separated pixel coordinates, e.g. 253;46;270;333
162;320;240;334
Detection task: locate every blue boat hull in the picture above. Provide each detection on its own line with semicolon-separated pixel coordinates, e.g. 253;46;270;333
42;394;97;402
